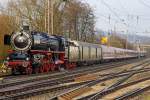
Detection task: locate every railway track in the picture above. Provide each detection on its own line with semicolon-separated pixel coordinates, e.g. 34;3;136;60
0;65;138;99
0;61;126;82
100;68;150;100
0;58;149;100
115;85;150;100
2;67;148;100
50;69;150;100
50;60;150;100
0;58;145;83
78;77;150;100
0;58;144;89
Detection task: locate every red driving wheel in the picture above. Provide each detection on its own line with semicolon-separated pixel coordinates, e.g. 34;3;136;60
40;66;44;73
50;63;55;71
44;64;49;72
26;67;32;74
34;67;40;74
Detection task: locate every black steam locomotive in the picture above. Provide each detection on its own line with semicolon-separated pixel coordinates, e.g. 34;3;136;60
4;30;68;74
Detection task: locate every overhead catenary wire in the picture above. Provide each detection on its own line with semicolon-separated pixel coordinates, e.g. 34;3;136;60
117;0;129;15
101;0;127;26
138;0;150;8
86;0;149;35
100;0;150;30
96;12;143;33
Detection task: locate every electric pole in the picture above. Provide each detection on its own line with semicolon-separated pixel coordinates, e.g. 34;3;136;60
137;16;139;25
46;0;54;35
45;0;48;32
47;0;50;34
51;0;54;35
46;0;67;35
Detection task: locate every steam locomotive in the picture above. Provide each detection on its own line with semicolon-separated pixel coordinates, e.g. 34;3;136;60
4;29;146;74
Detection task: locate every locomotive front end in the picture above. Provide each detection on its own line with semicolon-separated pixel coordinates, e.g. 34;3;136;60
11;31;32;52
5;31;33;74
5;52;31;74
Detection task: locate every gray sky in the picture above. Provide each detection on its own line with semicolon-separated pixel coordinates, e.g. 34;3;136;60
0;0;8;6
82;0;150;36
1;0;150;36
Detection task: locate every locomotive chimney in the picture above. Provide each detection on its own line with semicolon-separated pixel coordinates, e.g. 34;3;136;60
21;19;30;32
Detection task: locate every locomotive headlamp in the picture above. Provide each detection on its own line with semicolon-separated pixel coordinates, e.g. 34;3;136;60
6;57;10;60
11;31;32;52
26;57;30;61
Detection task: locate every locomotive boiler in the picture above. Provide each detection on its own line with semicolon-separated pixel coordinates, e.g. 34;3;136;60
11;31;65;52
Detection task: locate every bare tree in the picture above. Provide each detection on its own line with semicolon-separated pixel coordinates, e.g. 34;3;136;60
63;0;95;41
1;0;95;41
